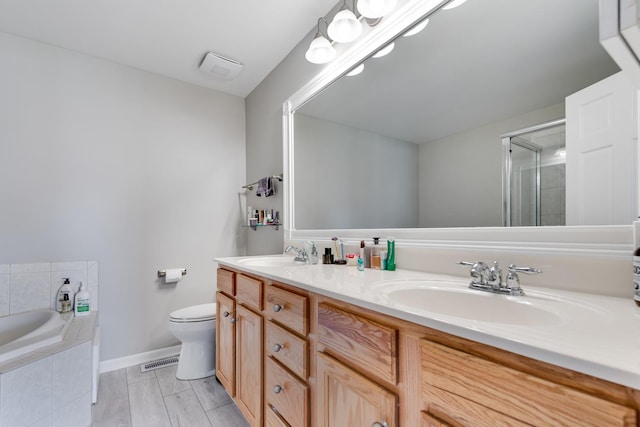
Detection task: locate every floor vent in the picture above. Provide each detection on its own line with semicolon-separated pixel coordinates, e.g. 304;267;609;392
140;356;179;372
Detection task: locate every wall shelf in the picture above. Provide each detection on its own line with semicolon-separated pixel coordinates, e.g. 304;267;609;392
242;223;281;231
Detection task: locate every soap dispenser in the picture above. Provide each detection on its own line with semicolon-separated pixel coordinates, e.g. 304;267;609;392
74;282;90;316
56;278;73;313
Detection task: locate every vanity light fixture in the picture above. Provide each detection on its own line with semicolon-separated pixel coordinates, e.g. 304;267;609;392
346;63;365;76
305;18;337;64
372;42;395;58
357;0;397;19
328;0;363;43
442;0;468;10
403;18;429;37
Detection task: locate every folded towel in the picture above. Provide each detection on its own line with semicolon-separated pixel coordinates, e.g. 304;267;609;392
256;177;274;197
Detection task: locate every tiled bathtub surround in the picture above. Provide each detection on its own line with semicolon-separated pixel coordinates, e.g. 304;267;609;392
0;261;99;427
0;261;99;317
0;314;97;427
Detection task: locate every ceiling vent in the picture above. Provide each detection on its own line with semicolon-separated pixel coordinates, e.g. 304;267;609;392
199;52;243;80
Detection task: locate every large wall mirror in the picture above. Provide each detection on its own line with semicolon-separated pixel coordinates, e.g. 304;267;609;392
284;0;635;244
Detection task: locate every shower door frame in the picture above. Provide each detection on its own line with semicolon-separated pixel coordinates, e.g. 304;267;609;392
501;118;566;227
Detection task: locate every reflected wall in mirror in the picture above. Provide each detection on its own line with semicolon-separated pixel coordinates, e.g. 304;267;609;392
292;0;626;230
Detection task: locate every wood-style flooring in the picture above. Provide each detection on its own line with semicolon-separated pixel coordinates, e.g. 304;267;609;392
91;364;249;427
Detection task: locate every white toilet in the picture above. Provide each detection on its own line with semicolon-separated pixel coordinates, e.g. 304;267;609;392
168;303;217;380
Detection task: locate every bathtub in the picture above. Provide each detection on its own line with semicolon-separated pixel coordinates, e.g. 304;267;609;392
0;310;73;364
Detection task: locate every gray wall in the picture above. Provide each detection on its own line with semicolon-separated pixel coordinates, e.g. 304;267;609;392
245;32;323;254
0;32;246;361
295;114;418;229
418;103;565;227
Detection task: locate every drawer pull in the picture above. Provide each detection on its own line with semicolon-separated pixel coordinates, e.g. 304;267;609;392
371;422;388;427
273;343;283;352
223;311;230;317
273;304;284;312
272;385;283;394
229;317;237;324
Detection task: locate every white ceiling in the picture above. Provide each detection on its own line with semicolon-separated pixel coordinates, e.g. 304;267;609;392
0;0;339;97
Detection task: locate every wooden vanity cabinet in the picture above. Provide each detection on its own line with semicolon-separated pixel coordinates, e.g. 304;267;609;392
216;269;264;427
316;302;399;427
217;267;640;427
215;291;236;395
420;339;637;427
263;282;312;427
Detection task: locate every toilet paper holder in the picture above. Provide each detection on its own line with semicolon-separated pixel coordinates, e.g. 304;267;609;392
157;269;187;278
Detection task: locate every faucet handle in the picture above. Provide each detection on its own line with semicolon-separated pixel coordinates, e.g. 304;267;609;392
508;265;542;275
457;261;489;285
505;264;542;295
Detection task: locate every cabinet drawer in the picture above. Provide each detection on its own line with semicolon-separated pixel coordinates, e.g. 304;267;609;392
236;274;263;311
318;303;398;384
266;321;308;380
421;339;637;426
266;405;291;427
217;268;235;296
265;285;308;335
265;357;308;427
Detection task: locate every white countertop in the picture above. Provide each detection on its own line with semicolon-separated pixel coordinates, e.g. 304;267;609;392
215;255;640;390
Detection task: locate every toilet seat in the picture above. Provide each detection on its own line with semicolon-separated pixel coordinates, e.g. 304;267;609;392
169;303;216;323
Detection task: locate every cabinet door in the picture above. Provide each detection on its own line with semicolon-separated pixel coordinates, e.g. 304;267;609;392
317;352;397;427
216;292;235;396
236;305;264;427
420;412;452;427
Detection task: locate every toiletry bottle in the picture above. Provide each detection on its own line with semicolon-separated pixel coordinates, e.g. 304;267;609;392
74;282;91;316
387;237;396;271
61;293;72;313
359;240;365;261
357;256;365;271
634;245;640;306
380;251;388;270
371;237;381;270
56;278;73;312
323;247;333;264
363;241;372;268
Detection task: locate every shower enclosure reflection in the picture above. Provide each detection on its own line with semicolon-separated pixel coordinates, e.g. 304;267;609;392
503;120;566;227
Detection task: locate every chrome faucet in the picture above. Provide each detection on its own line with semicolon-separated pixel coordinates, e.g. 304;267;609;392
457;261;541;296
284;245;308;263
284;241;319;264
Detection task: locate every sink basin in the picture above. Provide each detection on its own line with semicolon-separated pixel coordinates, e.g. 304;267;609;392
373;280;571;326
236;256;305;268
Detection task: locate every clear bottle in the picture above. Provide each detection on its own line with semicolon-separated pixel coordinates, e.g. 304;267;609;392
371;237;381;270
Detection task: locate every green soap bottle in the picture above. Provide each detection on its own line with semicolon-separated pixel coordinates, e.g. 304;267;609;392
386;238;396;271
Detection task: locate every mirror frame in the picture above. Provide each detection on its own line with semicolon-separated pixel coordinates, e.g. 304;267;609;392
282;0;632;256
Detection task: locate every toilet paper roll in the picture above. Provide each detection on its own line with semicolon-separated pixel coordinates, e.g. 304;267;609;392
165;268;183;284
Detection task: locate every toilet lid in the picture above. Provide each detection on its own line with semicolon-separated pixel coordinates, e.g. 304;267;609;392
170;303;216;322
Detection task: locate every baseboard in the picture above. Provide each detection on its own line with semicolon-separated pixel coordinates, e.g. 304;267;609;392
99;344;181;373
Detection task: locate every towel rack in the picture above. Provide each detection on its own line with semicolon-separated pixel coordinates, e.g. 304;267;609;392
242;174;283;190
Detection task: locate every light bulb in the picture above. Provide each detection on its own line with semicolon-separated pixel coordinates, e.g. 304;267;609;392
443;0;468;10
357;0;397;19
305;36;336;64
328;8;362;43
